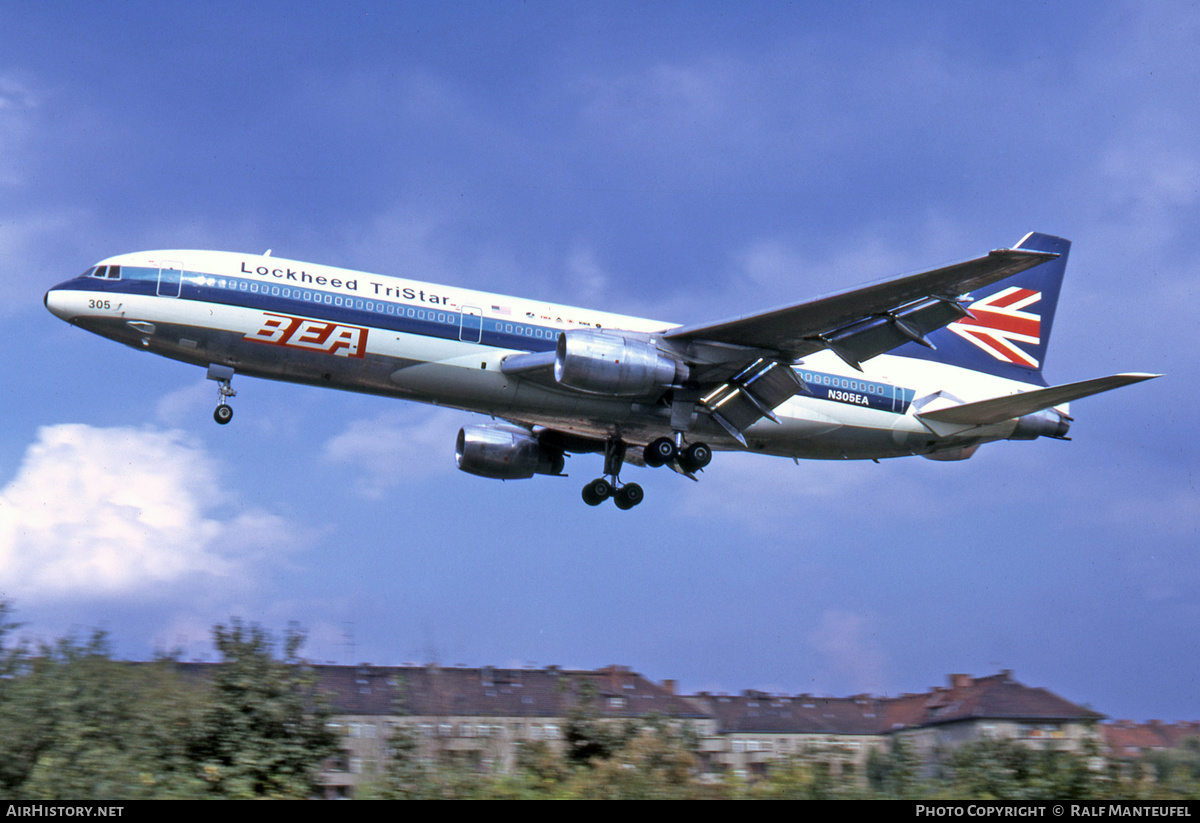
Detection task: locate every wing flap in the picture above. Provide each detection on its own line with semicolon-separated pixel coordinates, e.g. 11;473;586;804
700;358;805;439
918;373;1160;425
817;296;966;369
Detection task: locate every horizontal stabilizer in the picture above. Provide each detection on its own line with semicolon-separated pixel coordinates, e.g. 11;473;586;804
918;373;1160;425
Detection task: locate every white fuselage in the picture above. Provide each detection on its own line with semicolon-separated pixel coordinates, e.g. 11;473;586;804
45;250;1036;461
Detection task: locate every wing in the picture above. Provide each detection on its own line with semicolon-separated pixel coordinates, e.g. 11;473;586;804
662;246;1056;367
502;239;1060;442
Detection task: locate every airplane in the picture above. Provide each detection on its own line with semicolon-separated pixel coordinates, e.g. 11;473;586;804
44;231;1157;509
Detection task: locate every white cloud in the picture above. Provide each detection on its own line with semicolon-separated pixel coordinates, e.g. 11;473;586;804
0;424;299;604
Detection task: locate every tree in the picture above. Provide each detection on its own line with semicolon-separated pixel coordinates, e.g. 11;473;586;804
0;624;204;799
561;680;635;766
0;601;41;794
360;721;438;799
1143;737;1200;799
186;619;337;798
940;738;1103;800
867;736;921;798
563;721;708;799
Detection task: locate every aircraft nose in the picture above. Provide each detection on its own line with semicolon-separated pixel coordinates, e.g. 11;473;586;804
44;283;76;321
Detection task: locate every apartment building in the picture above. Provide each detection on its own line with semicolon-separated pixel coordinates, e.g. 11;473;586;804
310;665;1109;795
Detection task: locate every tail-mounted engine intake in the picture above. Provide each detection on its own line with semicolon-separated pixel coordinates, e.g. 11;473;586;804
554;330;688;396
455;425;565;480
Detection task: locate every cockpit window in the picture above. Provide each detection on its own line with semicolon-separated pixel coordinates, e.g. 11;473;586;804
85;265;122;279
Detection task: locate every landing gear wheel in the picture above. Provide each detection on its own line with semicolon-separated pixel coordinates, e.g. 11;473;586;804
614;482;644;510
680;442;712;472
582;477;613;506
207;366;237;426
643;437;677;468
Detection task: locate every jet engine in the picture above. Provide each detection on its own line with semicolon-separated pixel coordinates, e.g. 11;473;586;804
1009;410;1072;440
554;330;687;396
455;425;565;480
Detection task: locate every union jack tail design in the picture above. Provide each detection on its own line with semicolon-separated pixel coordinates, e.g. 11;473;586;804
894;232;1070;385
949;287;1042;368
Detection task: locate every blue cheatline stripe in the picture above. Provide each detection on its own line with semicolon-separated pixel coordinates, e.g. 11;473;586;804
796;369;912;414
73;267;561;354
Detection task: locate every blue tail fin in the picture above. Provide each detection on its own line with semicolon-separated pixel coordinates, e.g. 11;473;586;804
893;232;1069;386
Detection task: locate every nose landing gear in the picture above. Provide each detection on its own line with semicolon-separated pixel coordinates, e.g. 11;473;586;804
207;364;237;425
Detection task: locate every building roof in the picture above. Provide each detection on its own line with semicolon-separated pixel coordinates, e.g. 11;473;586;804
170;661;1111;737
308;663;708;721
693;692;883;735
885;671;1105;730
692;671;1103;735
1103;720;1200;758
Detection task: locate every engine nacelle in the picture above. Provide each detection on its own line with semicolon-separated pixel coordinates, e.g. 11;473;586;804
455;425;565;480
1009;410;1072;440
554;330;687;396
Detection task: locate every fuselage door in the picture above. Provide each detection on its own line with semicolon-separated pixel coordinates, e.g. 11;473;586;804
460;306;483;343
157;261;184;297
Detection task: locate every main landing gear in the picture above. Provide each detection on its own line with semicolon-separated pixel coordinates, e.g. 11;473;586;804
641;436;712;473
582;440;645;510
581;436;713;510
581;476;644;509
207;364;237;425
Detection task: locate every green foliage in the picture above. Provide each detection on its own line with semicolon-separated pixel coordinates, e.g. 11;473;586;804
359;722;439;799
0;602;335;799
867;736;920;798
554;680;709;798
562;718;707;799
1142;739;1200;799
513;740;571;793
3;599;1199;800
0;629;204;799
939;738;1104;800
186;619;338;798
562;680;635;766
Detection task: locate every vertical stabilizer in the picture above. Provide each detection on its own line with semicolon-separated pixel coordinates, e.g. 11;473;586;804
893;232;1069;386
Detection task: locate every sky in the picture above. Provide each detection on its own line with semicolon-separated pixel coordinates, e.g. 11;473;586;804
0;1;1196;722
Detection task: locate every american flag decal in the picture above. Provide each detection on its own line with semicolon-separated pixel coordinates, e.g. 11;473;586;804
948;287;1042;368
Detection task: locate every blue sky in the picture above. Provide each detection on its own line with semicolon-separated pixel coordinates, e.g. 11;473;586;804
1;1;1196;721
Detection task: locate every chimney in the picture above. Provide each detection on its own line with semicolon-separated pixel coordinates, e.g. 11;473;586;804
661;679;677;695
950;673;973;689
